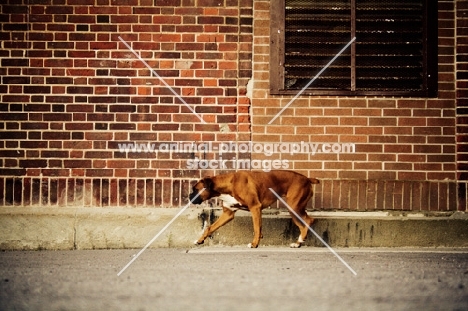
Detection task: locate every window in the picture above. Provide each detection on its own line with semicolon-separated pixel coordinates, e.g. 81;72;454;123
270;0;438;97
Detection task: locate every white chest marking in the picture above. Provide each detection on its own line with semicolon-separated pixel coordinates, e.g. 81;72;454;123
218;194;241;209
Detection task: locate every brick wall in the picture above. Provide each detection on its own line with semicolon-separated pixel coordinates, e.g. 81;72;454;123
251;0;465;211
0;0;466;211
0;0;252;207
457;0;468;208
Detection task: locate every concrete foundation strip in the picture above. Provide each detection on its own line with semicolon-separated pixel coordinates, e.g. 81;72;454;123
117;189;205;276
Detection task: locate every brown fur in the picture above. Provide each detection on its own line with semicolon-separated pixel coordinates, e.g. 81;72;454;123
189;170;319;248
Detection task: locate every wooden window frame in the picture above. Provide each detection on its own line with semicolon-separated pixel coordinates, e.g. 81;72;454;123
270;0;438;97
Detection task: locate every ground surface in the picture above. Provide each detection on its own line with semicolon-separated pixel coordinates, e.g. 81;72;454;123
0;247;467;311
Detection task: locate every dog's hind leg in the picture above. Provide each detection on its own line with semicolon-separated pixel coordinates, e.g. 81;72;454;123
286;193;314;248
289;212;314;248
194;207;236;245
284;184;315;248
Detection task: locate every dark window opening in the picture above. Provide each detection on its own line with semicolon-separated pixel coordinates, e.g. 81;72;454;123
270;0;438;97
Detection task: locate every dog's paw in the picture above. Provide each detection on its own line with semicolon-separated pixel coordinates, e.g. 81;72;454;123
247;243;258;248
289;242;302;248
194;240;204;245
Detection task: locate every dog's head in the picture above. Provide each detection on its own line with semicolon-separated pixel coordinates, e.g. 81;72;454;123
189;177;218;205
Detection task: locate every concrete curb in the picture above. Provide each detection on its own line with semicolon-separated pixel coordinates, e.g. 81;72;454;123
0;207;467;250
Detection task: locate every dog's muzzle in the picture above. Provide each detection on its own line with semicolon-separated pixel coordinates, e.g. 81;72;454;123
189;191;204;205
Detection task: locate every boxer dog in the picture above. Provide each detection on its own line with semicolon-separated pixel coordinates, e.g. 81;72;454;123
189;170;319;248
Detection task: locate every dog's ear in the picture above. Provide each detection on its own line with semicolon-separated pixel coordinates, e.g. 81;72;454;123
203;177;214;190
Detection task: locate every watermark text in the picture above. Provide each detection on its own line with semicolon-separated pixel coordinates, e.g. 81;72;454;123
118;141;355;156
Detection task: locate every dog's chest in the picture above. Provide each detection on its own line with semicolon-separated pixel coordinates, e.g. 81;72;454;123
218;194;242;209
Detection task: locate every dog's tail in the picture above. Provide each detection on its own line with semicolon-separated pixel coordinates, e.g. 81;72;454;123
308;178;320;184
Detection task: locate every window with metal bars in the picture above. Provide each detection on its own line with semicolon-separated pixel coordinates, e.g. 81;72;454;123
270;0;438;97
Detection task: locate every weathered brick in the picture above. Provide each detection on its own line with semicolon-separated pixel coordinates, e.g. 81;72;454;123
1;58;29;67
63;160;92;169
0;131;27;139
20;160;47;168
153;15;182;24
43;132;70;140
0;0;461;211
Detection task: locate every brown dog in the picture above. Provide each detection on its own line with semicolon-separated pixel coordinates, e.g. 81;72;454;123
189;170;319;248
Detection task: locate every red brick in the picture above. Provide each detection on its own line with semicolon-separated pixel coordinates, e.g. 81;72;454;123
318;180;331;209
413;109;441;117
414;127;442;135
354;162;381;170
340;117;367;126
64;160;92;168
18;159;47;169
132;24;161;33
43;132;70;140
86;169;113;177
384;162;412;171
369;117;397;126
339;171;367;180
368;171;396;180
0;0;460;209
383;109;412;116
368;99;396;108
355;144;383;153
153;15;181;24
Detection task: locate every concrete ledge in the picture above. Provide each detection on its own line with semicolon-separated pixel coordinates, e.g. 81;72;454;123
0;207;467;250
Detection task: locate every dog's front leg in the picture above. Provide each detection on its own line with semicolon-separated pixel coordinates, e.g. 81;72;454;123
194;207;236;245
248;205;262;248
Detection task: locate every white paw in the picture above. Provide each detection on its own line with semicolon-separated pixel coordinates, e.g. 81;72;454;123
297;235;305;244
194;240;201;245
290;242;301;248
247;243;252;248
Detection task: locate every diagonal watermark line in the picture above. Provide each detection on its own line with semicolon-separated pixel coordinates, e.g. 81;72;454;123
117;188;206;276
268;37;357;125
118;36;206;124
268;188;357;276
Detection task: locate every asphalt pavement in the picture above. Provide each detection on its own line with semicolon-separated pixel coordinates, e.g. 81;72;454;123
1;247;467;311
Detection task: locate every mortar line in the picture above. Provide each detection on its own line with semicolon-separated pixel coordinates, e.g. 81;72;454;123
268;37;356;125
268;188;358;276
118;36;206;124
117;188;205;276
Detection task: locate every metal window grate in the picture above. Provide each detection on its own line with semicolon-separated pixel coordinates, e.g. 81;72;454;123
284;0;351;90
356;0;424;91
281;0;434;95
